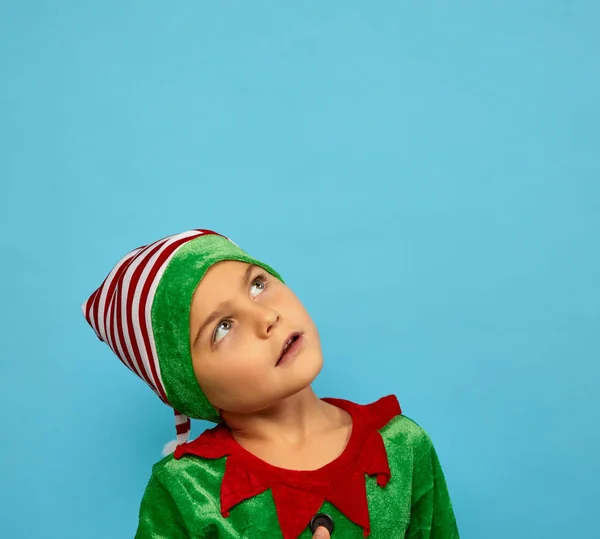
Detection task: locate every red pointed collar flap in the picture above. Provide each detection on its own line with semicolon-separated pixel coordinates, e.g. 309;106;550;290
174;395;401;539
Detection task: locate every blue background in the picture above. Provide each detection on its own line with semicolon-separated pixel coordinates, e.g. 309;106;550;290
1;2;599;537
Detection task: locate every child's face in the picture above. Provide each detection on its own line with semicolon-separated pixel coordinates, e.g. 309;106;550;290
189;260;323;416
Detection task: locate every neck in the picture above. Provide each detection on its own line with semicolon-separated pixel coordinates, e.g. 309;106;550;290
222;386;341;446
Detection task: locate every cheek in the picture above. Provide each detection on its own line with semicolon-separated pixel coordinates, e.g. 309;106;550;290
286;291;313;320
207;349;273;393
207;360;277;411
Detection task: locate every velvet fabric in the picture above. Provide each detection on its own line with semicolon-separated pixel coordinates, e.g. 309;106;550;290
135;395;459;538
152;234;283;422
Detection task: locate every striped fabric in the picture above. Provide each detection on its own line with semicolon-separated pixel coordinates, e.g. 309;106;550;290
81;228;222;445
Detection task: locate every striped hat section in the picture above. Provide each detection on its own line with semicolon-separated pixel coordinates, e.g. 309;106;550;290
81;228;283;451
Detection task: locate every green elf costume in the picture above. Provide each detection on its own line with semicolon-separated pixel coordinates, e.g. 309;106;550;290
82;229;460;539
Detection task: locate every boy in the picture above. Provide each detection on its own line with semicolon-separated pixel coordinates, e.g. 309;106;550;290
82;228;460;538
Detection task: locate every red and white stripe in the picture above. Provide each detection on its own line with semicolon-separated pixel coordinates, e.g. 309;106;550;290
81;229;224;447
175;410;192;443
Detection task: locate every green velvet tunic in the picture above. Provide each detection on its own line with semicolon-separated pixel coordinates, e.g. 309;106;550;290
135;397;459;538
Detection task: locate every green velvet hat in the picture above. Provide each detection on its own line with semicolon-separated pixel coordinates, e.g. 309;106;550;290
82;229;283;450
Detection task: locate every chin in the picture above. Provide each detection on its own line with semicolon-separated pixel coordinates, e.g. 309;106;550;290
294;354;324;387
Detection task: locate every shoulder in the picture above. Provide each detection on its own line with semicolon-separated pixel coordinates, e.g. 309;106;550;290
380;412;435;452
357;393;431;446
149;452;185;480
147;451;225;509
152;449;226;478
378;413;446;486
136;453;224;535
336;393;435;452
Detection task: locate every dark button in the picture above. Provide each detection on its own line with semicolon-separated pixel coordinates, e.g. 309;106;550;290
309;513;334;534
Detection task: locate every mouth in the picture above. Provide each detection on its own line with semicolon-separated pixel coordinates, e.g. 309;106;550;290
276;331;303;366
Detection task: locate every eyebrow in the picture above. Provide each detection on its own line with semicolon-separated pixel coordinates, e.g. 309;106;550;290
192;264;257;345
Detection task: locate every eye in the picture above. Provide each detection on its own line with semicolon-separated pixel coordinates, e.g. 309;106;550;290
213;320;232;343
250;274;268;298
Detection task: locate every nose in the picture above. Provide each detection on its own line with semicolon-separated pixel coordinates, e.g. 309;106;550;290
255;305;280;337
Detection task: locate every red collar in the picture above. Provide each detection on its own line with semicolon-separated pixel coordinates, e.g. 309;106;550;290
174;395;401;539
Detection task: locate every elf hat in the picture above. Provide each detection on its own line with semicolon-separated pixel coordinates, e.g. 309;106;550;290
81;229;283;453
